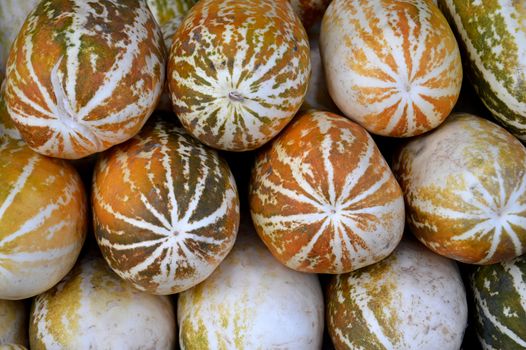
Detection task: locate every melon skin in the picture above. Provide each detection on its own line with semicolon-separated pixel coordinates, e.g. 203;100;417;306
438;0;526;141
320;0;462;137
146;0;196;50
29;255;176;350
327;240;468;350
168;0;310;151
392;113;526;264
471;255;526;349
0;345;27;350
0;85;21;140
0;0;39;83
0;138;87;300
177;222;324;350
4;0;165;159
0;300;27;347
92;118;240;295
249;110;404;274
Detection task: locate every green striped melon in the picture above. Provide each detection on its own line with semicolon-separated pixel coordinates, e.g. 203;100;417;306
393;113;526;264
4;0;165;159
29;255;176;349
92;118;240;294
0;300;27;347
327;240;468;350
0;0;39;82
0;138;87;300
438;0;526;140
168;0;310;151
471;255;526;349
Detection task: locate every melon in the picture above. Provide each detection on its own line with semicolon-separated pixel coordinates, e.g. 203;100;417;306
147;0;196;50
0;300;27;347
92;118;239;294
392;113;526;264
29;255;176;349
438;0;526;141
0;86;20;140
168;0;310;151
0;345;27;350
320;0;462;137
471;255;526;349
178;222;324;349
0;0;39;82
0;138;86;300
4;0;165;159
327;240;468;350
249;111;404;274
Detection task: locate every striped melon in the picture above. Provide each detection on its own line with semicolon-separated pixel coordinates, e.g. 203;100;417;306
93;118;239;294
178;222;324;350
249;111;404;274
0;86;20;140
439;0;526;141
0;138;86;300
393;113;526;264
320;0;462;137
327;240;468;350
168;0;310;151
0;0;39;82
0;300;27;347
471;255;526;349
147;0;196;50
4;0;165;159
29;255;176;350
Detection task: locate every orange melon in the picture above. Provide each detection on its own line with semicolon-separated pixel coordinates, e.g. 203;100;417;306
393;113;526;264
249;110;404;274
0;138;86;299
320;0;462;137
4;0;165;159
168;0;310;151
92;119;239;294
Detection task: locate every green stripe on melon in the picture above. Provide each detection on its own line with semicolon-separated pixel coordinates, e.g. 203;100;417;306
438;0;526;140
471;255;526;349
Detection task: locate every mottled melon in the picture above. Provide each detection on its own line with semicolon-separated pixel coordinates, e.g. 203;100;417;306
29;255;176;350
439;0;526;141
0;86;20;140
93;118;239;294
4;0;165;159
327;240;468;350
0;0;39;82
250;110;404;274
0;138;86;300
0;300;27;347
147;0;196;49
393;113;526;264
320;0;462;137
168;0;310;151
178;222;324;350
471;255;526;349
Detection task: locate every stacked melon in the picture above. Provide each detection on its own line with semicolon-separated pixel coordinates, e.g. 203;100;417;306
0;0;526;348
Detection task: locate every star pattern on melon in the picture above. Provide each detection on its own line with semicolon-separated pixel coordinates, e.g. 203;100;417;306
5;0;164;158
252;116;402;272
94;130;237;293
326;0;461;136
412;158;526;264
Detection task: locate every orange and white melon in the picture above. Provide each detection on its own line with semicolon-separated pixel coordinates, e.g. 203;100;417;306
320;0;462;137
393;113;526;264
0;300;27;347
29;255;176;349
93;119;239;294
327;240;468;350
168;0;310;151
0;138;86;300
0;85;20;140
4;0;165;159
249;111;404;274
178;222;324;349
0;0;39;83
